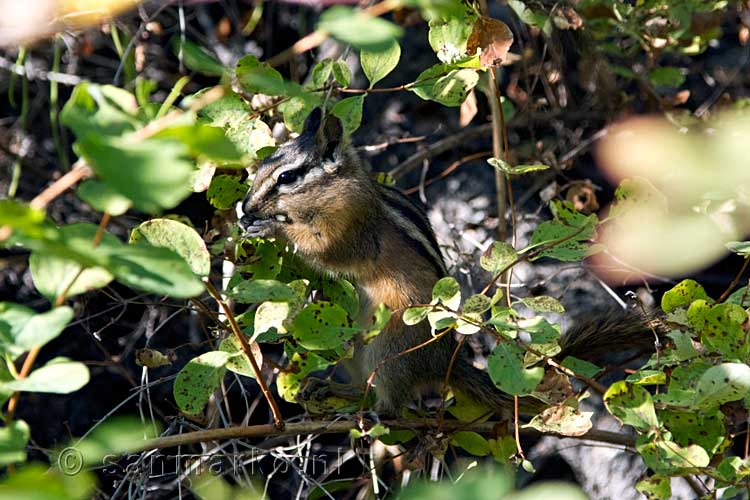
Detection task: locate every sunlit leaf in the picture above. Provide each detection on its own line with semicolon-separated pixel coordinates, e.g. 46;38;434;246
173;351;230;415
3;357;89;394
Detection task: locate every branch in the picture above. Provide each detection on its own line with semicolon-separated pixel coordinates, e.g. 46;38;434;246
131;418;636;454
204;279;285;430
266;0;399;67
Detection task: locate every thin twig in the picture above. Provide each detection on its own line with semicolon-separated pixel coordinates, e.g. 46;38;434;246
266;0;398;67
717;254;750;303
130;418;636;454
204;279;284;430
480;225;588;295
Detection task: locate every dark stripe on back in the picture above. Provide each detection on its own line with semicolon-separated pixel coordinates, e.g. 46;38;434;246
378;184;447;276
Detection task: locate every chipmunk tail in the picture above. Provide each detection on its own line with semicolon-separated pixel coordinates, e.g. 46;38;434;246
557;308;664;362
450;308;663;416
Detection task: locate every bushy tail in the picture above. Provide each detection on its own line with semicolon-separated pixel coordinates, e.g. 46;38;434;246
557;308;664;362
450;308;663;415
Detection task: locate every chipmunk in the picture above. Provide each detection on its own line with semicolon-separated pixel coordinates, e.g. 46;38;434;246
240;108;659;415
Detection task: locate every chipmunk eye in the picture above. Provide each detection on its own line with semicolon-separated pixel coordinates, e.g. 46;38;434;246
277;169;300;185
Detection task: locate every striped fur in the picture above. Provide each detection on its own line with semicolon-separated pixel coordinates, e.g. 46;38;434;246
377;184;447;278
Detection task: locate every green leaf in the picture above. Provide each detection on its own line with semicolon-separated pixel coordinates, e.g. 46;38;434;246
450;431;490;456
235;239;284;279
292;302;357;351
666;360;711;395
20;223;204;299
331;95;365;134
152;123;243;162
320;278;359;319
76;135;194;213
254;301;291;341
529;201;597;262
648;67;685;88
361;40;401;87
77;179;132;216
206;174;247;210
661;279;711;313
659;409;725;455
219;336;256;379
726;241;750;257
525;406;593;437
197;91;275;160
699;303;748;358
667;330;700;361
173;38;226;76
310;59;333;88
488;342;544;396
236;55;301;97
318;6;403;51
278;94;322;133
378;429;416;446
29;242;116;305
480;241;517;273
410;64;479;107
463;294;491;315
363;303;392;343
635;475;672;500
351;423;390;439
0;200;46;238
227;279;297;304
130;218;211;277
521;296;564;313
488;158;550;175
560;356;603;379
2;464;97;499
603;381;658;431
726;286;750;307
61;82;141;139
110;243;205;297
636;435;710;473
332;61;352;87
694;363;750;408
625;370;666;385
403;306;431;325
432;276;461;309
0;304;74;355
63;416;161;468
173;351;230;415
428;13;476;63
3;357;89;394
276;351;332;402
0;420;29;466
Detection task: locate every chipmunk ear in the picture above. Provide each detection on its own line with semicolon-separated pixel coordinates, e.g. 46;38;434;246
302;107;323;136
320;114;343;145
317;114;343;162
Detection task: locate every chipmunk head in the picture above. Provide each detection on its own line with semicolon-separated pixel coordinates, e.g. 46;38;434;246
240;108;373;243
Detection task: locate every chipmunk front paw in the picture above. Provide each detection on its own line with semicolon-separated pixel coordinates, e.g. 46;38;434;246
239;216;275;238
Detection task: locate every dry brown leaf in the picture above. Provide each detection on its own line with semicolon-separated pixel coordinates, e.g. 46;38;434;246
740;25;750;46
662;89;690;107
566;182;600;214
467;16;514;68
135;348;172;368
534;369;573;405
459;89;478;127
552;6;583;30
